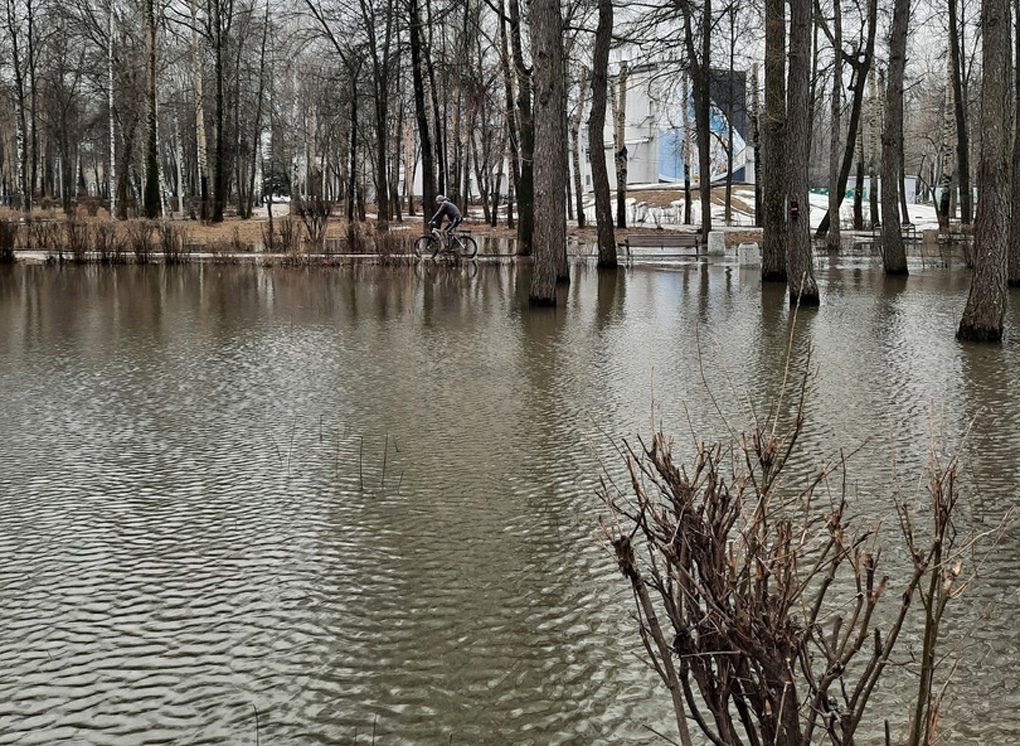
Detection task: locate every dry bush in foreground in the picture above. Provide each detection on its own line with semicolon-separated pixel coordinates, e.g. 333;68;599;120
599;370;993;746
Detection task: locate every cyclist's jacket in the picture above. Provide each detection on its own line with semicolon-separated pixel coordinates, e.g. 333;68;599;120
429;201;462;227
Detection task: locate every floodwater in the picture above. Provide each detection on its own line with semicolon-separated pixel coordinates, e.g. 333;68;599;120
1;257;1019;745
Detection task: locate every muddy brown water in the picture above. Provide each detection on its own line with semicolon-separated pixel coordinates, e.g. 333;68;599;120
1;258;1018;744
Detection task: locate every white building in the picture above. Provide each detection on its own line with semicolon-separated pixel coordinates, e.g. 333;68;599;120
577;62;753;191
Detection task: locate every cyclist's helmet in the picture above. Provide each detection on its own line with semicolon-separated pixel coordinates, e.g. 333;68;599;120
436;194;447;203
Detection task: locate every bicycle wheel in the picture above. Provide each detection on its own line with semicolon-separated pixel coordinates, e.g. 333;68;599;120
456;235;478;260
413;235;440;260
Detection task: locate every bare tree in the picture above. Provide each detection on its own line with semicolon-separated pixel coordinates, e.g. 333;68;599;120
785;0;818;305
528;0;566;305
760;0;787;282
5;0;33;211
569;67;587;231
506;0;533;254
142;0;160;218
824;0;842;251
588;0;615;269
947;0;972;225
880;0;909;274
678;0;712;237
813;0;878;239
610;61;628;229
936;48;955;231
957;0;1009;341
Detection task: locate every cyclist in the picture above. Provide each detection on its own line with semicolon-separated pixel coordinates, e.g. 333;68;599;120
428;194;462;246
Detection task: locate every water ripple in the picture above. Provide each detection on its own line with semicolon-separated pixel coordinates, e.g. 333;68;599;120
1;263;1019;743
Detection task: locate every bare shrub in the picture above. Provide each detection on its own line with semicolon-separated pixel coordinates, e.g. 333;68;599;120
126;219;156;263
78;197;101;217
94;220;125;264
293;197;333;252
278;215;301;254
260;221;276;254
341;220;374;255
0;216;18;263
158;220;191;264
373;228;413;263
65;215;92;262
599;365;991;746
25;218;61;256
230;226;250;253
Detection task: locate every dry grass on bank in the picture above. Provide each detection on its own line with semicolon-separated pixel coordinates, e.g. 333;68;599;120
0;184;764;256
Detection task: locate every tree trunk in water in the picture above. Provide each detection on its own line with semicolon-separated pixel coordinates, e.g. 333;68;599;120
589;0;615;268
958;0;1009;341
528;0;566;305
508;0;533;255
786;0;818;306
761;0;787;282
612;62;628;229
880;0;909;274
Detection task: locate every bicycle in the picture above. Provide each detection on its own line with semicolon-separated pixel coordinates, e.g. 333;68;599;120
413;226;478;261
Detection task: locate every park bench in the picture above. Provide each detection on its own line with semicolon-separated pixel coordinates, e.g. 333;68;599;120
619;231;701;260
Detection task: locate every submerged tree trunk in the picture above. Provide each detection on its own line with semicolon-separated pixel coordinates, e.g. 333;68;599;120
528;0;566;305
880;0;909;274
589;0;615;268
761;0;787;282
958;0;1009;341
508;0;534;254
786;0;818;305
